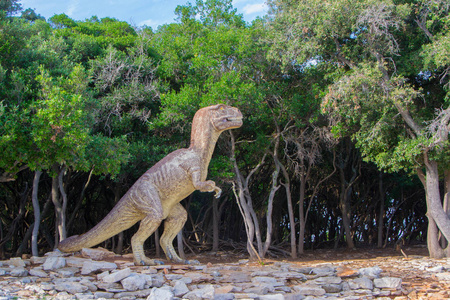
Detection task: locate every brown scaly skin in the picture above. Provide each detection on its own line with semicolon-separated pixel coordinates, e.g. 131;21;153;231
58;104;243;265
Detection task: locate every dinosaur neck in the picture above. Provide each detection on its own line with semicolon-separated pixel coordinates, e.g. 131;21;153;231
189;117;221;166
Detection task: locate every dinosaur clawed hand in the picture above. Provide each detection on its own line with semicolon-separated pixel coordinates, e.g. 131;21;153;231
214;187;222;198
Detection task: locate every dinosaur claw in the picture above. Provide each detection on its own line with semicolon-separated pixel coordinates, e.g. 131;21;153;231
186;259;200;265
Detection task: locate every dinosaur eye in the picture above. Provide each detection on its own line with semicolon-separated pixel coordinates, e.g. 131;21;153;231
220;106;224;110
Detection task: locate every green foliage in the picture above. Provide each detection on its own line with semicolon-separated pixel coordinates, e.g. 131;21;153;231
30;67;91;170
85;134;129;176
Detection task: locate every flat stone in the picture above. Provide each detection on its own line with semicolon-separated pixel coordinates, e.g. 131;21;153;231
173;280;189;297
220;272;251;283
57;267;79;277
165;274;183;281
93;291;115;298
102;267;132;283
81;261;117;275
314;275;342;285
42;257;67;271
428;266;444;273
30;256;46;264
97;270;110;281
96;281;123;292
215;285;236;294
244;285;270;295
114;288;153;298
54;281;89;294
289;267;312;274
29;268;48;278
75;293;94;300
151;274;166;287
259;294;286;300
66;257;91;268
147;287;174;300
81;248;115;261
348;277;373;290
8;257;26;267
252;276;279;284
292;285;326;296
121;273;146;291
322;283;343;293
40;282;55;291
79;278;98;292
358;266;382;279
274;271;307;281
337;266;359;278
284;293;305;300
10;267;29;277
214;293;235;300
436;272;450;281
373;277;402;289
183;284;214;300
140;273;153;287
183;272;213;283
310;266;335;276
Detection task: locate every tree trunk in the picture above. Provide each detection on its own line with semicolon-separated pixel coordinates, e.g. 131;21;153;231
339;167;355;249
31;170;42;257
51;164;64;246
340;191;355;249
263;162;280;257
276;158;296;258
212;197;219;252
424;158;450;257
427;214;445;258
377;171;384;248
444;171;450;257
58;165;68;241
67;169;93;233
298;172;307;255
230;132;264;261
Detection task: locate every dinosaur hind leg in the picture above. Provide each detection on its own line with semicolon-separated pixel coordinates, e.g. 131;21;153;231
160;203;196;264
131;209;164;266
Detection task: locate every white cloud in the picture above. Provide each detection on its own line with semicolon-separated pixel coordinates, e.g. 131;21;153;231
139;18;159;28
66;0;80;17
242;3;267;15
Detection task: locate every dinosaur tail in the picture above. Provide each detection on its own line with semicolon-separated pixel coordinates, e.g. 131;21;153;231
58;201;140;252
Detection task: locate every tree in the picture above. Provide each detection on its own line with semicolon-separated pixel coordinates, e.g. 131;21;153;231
0;0;21;17
269;0;450;257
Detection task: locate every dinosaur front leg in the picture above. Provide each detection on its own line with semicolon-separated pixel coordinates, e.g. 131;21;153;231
160;203;198;264
191;170;222;198
131;214;164;266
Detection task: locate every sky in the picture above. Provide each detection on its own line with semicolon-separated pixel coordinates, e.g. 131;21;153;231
18;0;269;29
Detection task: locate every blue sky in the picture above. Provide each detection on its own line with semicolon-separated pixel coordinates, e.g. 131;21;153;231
18;0;268;29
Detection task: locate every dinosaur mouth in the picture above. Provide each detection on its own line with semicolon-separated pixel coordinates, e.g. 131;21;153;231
226;117;243;122
214;115;243;131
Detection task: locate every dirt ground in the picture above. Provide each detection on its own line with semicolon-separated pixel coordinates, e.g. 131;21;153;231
84;244;450;298
187;245;450;298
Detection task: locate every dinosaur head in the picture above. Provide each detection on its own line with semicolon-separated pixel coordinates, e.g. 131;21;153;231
209;104;243;132
190;104;243;149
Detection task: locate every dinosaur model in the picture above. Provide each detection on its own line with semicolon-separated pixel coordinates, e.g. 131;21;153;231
58;104;243;265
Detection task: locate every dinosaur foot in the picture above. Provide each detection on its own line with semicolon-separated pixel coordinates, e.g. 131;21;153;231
134;256;164;266
184;259;200;265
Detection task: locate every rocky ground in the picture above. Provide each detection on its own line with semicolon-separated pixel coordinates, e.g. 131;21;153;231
0;246;449;299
